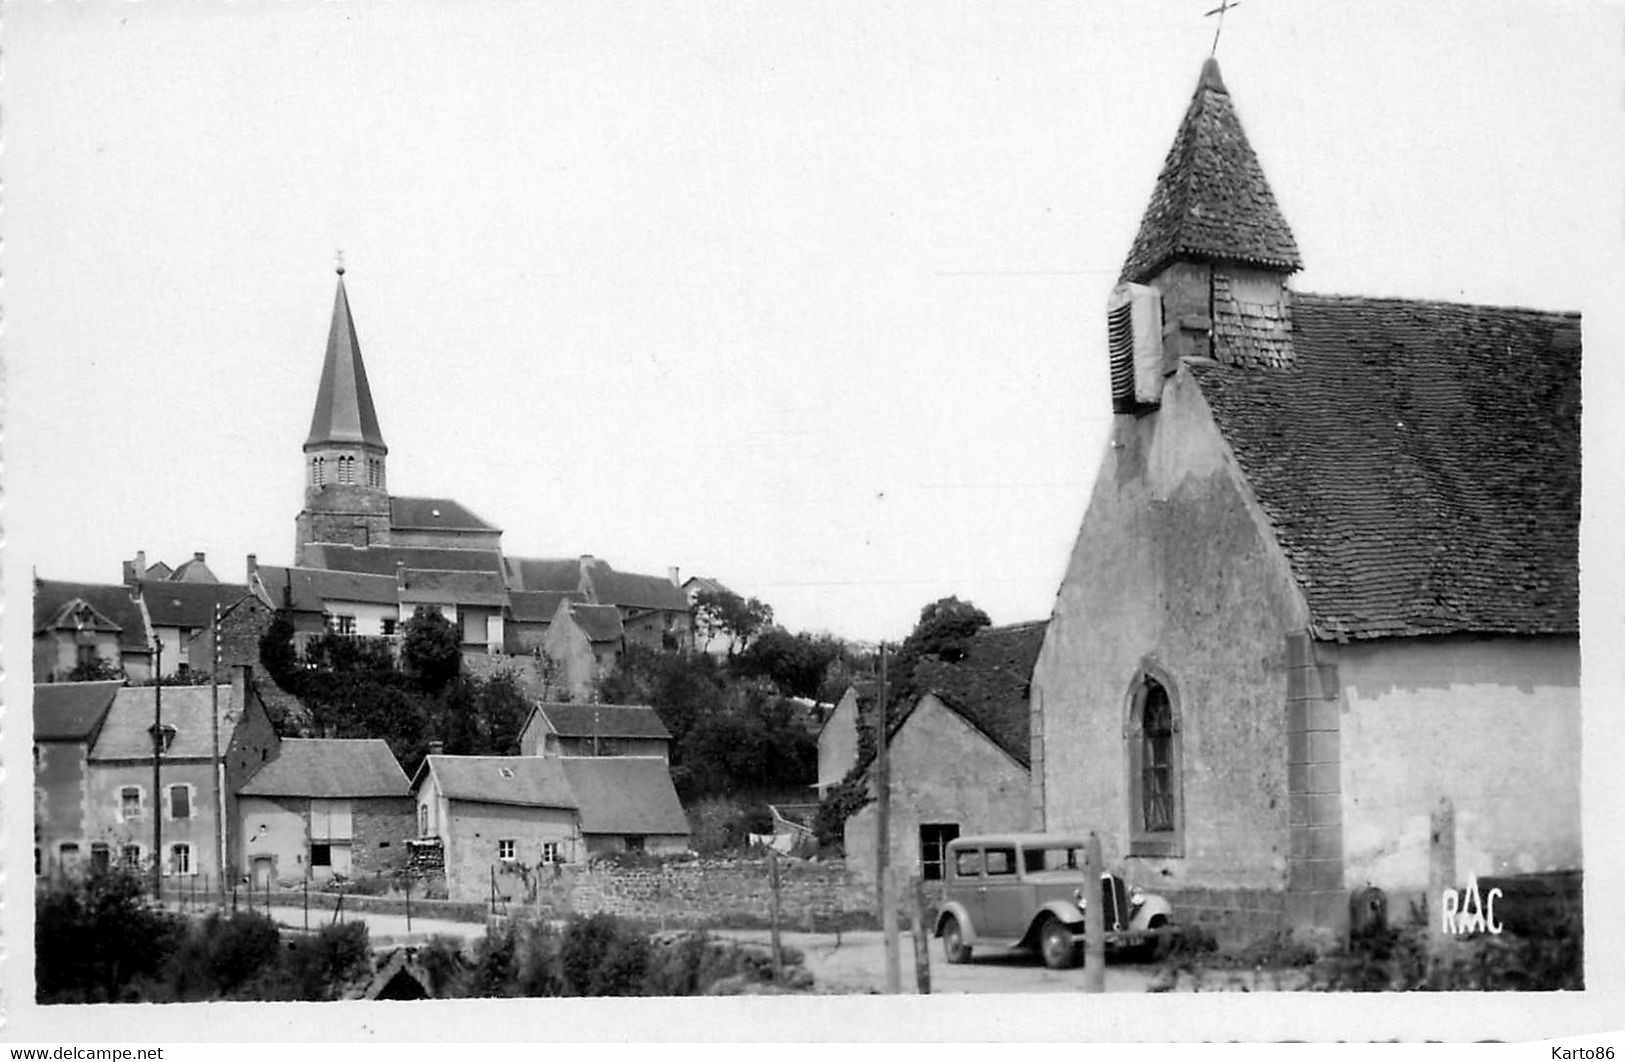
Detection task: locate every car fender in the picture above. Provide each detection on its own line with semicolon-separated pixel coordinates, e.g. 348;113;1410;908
935;901;978;941
1130;894;1174;932
1019;900;1085;948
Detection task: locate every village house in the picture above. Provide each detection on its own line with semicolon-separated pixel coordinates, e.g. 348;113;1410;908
411;753;690;903
82;668;280;886
815;684;866;798
33;681;123;880
542;599;628;700
845;622;1046;888
519;701;672;761
33;579;153;683
1031;58;1581;941
237;738;413;888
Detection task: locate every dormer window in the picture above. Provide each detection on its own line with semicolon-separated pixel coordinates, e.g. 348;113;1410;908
148;723;178;755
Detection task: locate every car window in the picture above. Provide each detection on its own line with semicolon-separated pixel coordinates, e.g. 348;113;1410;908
1025;847;1081;872
953;848;983;878
984;847;1016;876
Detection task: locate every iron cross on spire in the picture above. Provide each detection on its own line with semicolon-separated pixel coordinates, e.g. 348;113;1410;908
1204;0;1240;57
335;248;346;276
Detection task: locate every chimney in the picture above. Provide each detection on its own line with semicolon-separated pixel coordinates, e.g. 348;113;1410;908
194;552;206;564
668;566;681;587
428;740;445;757
246;554;259;583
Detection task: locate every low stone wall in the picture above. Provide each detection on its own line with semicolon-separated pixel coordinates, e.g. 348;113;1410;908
534;856;872;929
1163;886;1287;947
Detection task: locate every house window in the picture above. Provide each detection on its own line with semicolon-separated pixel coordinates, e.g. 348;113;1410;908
541;842;560;865
90;843;111;871
59;843;80;867
35;848;42;877
327;614;356;636
121;786;143;821
170;843;192;876
77;644;99;668
624;836;646;854
122;845;143;869
169;784;191;820
498;839;516;862
918;823;960;882
1128;672;1184;858
310;844;331;867
418;804;430;837
382;618;398;637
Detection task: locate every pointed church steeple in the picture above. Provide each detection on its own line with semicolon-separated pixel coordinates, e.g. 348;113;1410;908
305;267;387;453
1119;57;1301;285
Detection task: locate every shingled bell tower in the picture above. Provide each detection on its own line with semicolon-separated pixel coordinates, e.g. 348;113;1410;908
294;265;392;564
1110;57;1302;413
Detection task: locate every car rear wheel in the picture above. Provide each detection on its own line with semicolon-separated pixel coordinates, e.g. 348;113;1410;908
942;915;972;964
1039;917;1079;970
1137;915;1169;963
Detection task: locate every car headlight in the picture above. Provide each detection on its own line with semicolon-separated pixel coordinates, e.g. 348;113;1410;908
1073;888;1085;909
1130;887;1145;908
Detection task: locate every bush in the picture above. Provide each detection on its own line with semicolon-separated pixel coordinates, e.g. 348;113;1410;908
274;920;373;1000
560;913;651;996
36;866;187;1003
165;910;283;999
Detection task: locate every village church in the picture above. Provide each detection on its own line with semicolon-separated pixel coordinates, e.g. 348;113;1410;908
1031;58;1581;940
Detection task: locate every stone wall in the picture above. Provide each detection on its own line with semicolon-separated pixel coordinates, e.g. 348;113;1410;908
533;856;872;929
1163;886;1287;948
352;798;414;876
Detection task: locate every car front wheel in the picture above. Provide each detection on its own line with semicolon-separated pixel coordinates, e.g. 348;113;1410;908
942;915;972;964
1039;917;1079;970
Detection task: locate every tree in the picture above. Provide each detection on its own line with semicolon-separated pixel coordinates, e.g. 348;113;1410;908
692;587;773;656
885;595;990;710
36;865;186;1003
733;628;842;701
401;606;461;693
259;613;299;688
66;657;124;682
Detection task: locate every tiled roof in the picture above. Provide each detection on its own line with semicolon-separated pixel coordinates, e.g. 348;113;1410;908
1192;294;1581;640
682;576;729;598
90;684;240;761
390;496;500;533
138;581;256;628
254;565;399;611
34;580;150;654
306;544;503;577
504;557;585;594
507;590;583;622
566;603;625;643
168;557;218;584
399;569;508;607
907;621;1047;768
584;560;689;612
1119;58;1302;285
305;275;387;450
419;755;576;809
239;739;409;798
534;703;672;741
33;681;122;742
40;597;123;635
559;758;691;836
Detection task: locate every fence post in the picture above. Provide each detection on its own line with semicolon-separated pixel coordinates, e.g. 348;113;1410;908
910;873;931;995
769;849;783;983
1083;832;1105;993
1429;797;1456;957
304;878;309;932
405;872;412;933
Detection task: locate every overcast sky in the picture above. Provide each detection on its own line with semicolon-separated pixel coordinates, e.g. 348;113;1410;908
7;0;1620;649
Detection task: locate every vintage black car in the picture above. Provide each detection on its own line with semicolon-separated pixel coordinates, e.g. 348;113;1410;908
933;833;1175;969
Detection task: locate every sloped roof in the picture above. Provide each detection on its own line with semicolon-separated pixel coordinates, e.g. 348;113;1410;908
34;580;150;654
504;557;585;594
138;580;255;628
399;569;508;607
507;590;584;622
239;739;409;798
305;274;387;450
559;758;691;836
1120;58;1302;285
34;681;122;742
418;755;576;809
534;703;672;741
907;621;1046;768
254;564;399;611
90;684;240;761
584;560;689;612
1192;294;1581;640
168;556;218;583
306;544;503;577
566;603;625;643
390;496;500;533
40;597;123;635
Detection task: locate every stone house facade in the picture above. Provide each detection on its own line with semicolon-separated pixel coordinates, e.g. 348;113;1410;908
1032;58;1581;940
519;702;672;761
845;623;1044;890
33;681;122;879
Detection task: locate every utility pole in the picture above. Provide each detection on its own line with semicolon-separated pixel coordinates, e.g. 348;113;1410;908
876;643;900;993
211;602;226;905
151;639;164;900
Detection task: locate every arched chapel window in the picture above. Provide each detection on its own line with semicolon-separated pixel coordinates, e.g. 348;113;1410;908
1127;671;1184;858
